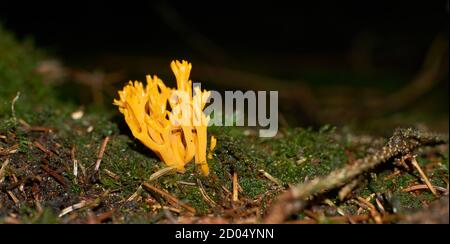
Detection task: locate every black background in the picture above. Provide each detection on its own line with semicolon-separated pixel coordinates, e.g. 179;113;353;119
1;1;448;73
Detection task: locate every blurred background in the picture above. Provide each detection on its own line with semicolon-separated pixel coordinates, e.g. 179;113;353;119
1;1;448;133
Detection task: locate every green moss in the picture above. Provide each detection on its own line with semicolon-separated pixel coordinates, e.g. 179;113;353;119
239;177;267;198
263;127;348;184
393;191;424;212
71;184;82;194
183;187;210;214
32;208;59;224
0;24;54;116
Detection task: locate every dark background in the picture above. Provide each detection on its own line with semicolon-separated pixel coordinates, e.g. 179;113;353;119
1;1;448;130
1;1;447;69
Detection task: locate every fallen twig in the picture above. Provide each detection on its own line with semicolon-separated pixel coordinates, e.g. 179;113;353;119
0;159;10;183
149;166;177;182
197;178;219;208
375;197;386;214
0;144;19;156
34;141;56;157
177;181;197;186
7;190;19;205
264;128;447;223
59;191;109;218
356;194;375;215
59;200;88;218
94;136;110;171
233;171;239;202
151;203;182;214
104;169;120;181
78;161;86;180
384;169;402;180
11;92;20;125
259;169;283;186
142;183;196;214
19;119;53;133
323;199;347;216
356;197;383;224
71;146;78;183
87;209;114;224
409;156;438;196
402;184;448;194
41;164;67;187
29;126;53;133
126;185;143;202
338;175;363;201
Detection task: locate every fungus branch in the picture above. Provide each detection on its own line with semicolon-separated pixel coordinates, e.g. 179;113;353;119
113;60;215;175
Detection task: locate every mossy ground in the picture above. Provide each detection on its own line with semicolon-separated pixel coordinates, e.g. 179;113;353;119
0;25;448;224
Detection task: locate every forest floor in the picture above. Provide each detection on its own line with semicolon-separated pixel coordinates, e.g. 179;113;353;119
0;26;448;224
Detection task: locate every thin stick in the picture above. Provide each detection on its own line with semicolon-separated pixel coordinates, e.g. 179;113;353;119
162;206;182;214
259;169;283;186
338;176;362;201
35;200;43;214
221;185;232;195
126;185;143;202
95;136;110;171
148;166;177;182
0;159;10;183
95;209;115;223
142;183;196;214
232;171;239;202
177;181;197;186
59;191;107;217
402;184;447;193
29;126;53;133
152;203;182;214
375;198;386;214
71;146;78;181
34;141;55;156
323;199;347;216
104;169;120;181
0;144;19;156
197;179;219;208
384;169;401;180
78;161;86;178
11;173;18;183
356;194;375;215
7;190;19;205
41;164;67;187
357;197;382;224
18;119;31;129
410;156;438;196
18;119;53;133
59;200;88;217
11;92;20;125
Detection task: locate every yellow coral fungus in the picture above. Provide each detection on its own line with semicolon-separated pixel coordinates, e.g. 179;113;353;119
113;60;215;175
208;135;217;160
